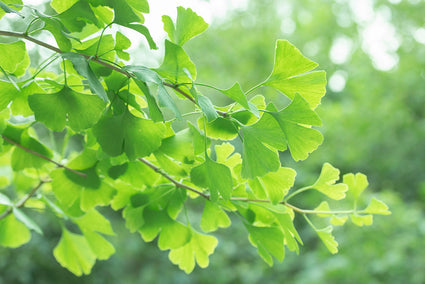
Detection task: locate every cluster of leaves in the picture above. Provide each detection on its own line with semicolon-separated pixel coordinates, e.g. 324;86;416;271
0;0;389;275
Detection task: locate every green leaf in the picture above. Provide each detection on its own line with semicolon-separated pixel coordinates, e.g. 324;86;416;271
274;213;302;253
363;198;391;215
343;173;369;200
0;41;29;76
0;193;11;205
155;40;196;83
263;40;326;109
271;94;323;161
81;230;115;260
246;224;285;265
158;128;195;164
50;0;78;13
248;167;296;204
314;201;332;217
6;127;53;171
13;208;43;235
163;6;208;46
190;155;233;202
62;53;108;102
198;117;239;140
73;209;115;236
123;65;181;119
168;229;218;274
315;226;338;254
133;78;164;122
241;111;285;179
220;83;259;116
0;214;31;248
124;23;157;50
0;0;23;18
197;94;218;122
29;86;105;132
0;80;43;116
53;228;96;276
93;111;166;159
311;163;348;200
200;201;231;232
350;214;373;226
330;216;348;226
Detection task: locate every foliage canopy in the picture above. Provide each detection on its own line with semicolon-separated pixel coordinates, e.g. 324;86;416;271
0;0;389;275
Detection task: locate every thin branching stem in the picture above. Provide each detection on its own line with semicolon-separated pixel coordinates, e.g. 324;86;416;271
1;135;86;177
0;179;51;221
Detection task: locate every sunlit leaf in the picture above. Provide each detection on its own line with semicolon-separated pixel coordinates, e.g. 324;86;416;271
311;163;348;200
363;198;391;215
200;200;231;232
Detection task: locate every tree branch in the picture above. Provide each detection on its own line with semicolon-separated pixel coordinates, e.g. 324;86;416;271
138;158;210;199
0;179;50;221
1;135;86;177
0;30;228;117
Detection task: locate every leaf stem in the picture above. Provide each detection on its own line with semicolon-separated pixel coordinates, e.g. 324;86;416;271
284;186;312;201
1;135;86;178
0;179;51;221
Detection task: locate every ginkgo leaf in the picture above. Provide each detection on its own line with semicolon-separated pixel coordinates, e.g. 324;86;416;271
315;226;338;254
330;216;348;226
0;214;31;248
350;214;373;226
314;201;332;217
62;53;108;102
53;228;96;276
190;155;233;201
343;173;369;200
311;163;348;200
197;94;218;122
133;78;164;122
93;111;166;160
162;6;208;46
0;0;23;18
168;229;218;274
274;212;302;253
263;40;326;109
363;198;391;215
123;65;181;119
0;41;29;76
155;40;196;83
271;94;323;161
200;200;231;232
198;117;239;140
13;208;43;234
248;167;296;204
29;86;105;132
50;0;78;13
241;111;285;179
246;224;285;266
81;230;115;260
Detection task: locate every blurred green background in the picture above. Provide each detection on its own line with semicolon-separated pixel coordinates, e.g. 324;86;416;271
1;0;425;283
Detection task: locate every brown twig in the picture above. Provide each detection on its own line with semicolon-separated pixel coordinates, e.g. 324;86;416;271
0;179;50;221
1;135;86;177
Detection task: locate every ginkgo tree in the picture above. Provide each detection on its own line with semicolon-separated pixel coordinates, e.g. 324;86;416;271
0;0;390;276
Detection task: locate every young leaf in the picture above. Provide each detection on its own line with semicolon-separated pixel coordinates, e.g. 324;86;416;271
29;86;105;132
190;155;233;202
13;208;43;235
200;201;231;233
198;117;239;140
248;167;297;204
53;228;96;276
133;78;164;122
168;229;218;274
343;173;369;200
314;201;332;217
93;111;166;159
62;53;108;102
241;112;287;179
315;226;338;254
246;224;285;265
350;215;373;226
311;163;348;200
0;0;23;18
271;94;323;161
197;95;218;122
81;230;115;260
363;198;391;215
163;6;208;46
123;65;181;119
0;214;31;248
0;41;29;75
155;40;196;83
263;40;326;109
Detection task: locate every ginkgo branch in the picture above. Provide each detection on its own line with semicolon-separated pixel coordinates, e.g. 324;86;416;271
1;135;87;178
138;158;210;199
0;179;50;221
0;30;229;118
